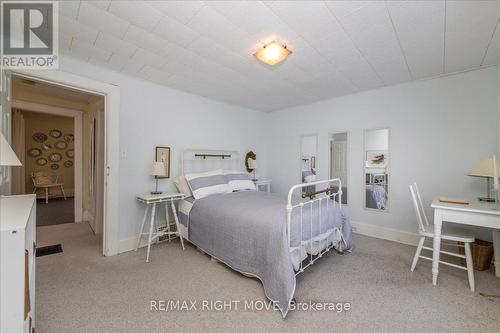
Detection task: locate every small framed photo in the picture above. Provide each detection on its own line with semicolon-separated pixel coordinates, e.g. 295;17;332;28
155;146;170;178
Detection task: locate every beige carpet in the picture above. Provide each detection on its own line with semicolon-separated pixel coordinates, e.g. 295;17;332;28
36;223;500;333
36;197;74;226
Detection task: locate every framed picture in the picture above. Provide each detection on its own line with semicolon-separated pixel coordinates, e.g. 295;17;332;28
155;146;170;178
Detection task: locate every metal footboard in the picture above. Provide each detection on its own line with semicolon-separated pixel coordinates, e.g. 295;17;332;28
286;178;342;275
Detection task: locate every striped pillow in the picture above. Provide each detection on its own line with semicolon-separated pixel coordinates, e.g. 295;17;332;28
185;169;229;199
225;170;256;192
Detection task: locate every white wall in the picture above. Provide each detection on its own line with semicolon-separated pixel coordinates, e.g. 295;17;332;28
267;66;499;240
57;57;269;244
365;128;388;152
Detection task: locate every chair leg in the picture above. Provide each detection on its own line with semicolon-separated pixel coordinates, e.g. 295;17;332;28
45;188;49;204
464;243;475;292
60;185;67;200
411;236;425;272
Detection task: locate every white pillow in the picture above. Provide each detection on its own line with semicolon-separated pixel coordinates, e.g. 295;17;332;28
225;170;256;192
185;169;229;199
174;175;192;197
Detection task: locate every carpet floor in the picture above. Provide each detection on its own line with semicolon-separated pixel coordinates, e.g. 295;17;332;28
36;223;500;333
36;197;75;226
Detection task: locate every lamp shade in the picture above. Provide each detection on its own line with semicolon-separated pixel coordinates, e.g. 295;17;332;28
253;41;292;65
0;132;21;166
247;158;257;170
150;162;167;177
468;158;500;178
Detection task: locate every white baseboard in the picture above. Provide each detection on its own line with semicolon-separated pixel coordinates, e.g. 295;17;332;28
351;221;420;246
118;235;149;254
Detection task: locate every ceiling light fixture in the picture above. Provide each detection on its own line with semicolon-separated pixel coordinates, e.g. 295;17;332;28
253;41;292;66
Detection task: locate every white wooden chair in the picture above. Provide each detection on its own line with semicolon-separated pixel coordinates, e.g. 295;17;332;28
409;183;475;291
31;172;67;204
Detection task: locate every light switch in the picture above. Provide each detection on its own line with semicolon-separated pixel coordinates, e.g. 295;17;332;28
120;150;127;159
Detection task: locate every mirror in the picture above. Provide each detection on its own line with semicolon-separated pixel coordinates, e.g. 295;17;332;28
330;132;348;204
300;134;318;196
364;128;390;211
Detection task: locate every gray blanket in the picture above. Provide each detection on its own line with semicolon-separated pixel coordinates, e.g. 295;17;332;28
188;190;351;317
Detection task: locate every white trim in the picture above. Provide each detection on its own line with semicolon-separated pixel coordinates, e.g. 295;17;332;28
118;235;150;254
351;221;420;246
12;99;84;223
11;69;120;256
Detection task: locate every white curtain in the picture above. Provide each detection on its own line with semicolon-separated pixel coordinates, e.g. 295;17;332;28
11;109;26;194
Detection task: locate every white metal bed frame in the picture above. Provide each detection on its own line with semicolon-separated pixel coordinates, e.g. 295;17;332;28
181;149;343;276
287;178;342;275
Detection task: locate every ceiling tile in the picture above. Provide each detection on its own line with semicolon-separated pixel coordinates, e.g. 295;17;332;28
146;1;205;25
483;23;500;65
186;6;254;54
327;0;411;84
108;1;162;31
206;1;299;44
86;1;111;11
153;16;199;47
94;32;138;58
77;1;130;39
71;39;112;63
59;16;99;44
445;0;500;72
60;0;81;20
57;0;500;112
131;49;167;68
123;25;169;55
387;0;445;79
265;1;343;39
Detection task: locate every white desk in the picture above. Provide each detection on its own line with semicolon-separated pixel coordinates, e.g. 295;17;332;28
431;198;500;284
136;193;185;262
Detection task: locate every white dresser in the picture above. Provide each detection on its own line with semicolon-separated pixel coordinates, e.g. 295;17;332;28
1;194;36;333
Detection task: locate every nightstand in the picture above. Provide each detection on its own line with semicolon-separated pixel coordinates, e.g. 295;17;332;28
253;179;272;192
135;192;185;262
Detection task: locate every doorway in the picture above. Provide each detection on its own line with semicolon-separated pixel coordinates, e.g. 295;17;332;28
10;75;105;236
2;69;120;256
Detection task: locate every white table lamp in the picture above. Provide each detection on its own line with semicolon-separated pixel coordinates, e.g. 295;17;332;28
150;161;167;194
468;157;500;202
1;132;22;185
247;158;257;181
1;132;21;166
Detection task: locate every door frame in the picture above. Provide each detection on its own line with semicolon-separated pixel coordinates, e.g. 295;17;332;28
11;99;83;222
9;69;120;256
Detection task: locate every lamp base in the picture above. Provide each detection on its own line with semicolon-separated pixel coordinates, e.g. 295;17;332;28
478;197;495;202
150;191;162;195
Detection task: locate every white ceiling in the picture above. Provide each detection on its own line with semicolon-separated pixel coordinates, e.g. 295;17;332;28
59;1;500;112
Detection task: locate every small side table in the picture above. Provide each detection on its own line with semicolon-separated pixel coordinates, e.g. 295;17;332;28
253;179;272;192
135;192;185;262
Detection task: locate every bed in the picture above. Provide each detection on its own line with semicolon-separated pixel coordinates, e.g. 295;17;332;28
176;150;353;318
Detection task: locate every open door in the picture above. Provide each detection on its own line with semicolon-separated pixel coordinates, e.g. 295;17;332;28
0;69;12;195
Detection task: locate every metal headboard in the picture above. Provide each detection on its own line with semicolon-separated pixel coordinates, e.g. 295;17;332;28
182;149;240;175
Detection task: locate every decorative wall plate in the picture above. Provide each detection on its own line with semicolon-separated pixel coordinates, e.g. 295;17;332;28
66;149;74;159
32;132;48;143
36;158;48;166
49;129;62;138
64;160;73;168
28;148;42;157
50;164;59;170
54;140;68;150
49;153;62;162
41;143;52;150
64;134;74;143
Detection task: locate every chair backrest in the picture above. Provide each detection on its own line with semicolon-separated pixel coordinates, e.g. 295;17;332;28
408;182;430;232
32;172;57;186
